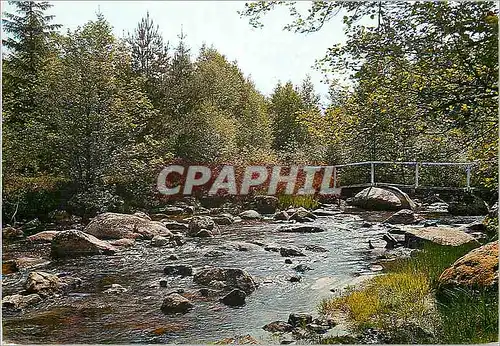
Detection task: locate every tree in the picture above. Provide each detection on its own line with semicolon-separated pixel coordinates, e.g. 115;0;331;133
126;11;169;106
2;1;61;128
241;1;498;189
269;81;308;153
41;15;159;195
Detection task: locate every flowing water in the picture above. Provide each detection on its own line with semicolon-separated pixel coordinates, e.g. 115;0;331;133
2;210;480;344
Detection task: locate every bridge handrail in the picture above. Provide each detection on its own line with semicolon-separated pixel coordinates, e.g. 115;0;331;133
331;160;481;190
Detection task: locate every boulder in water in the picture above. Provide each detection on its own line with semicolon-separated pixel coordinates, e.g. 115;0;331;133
151;235;169;247
239;210;263;220
160;293;193;314
51;230;117;258
253;195;279;214
27;231;59;243
187;216;218;236
163;264;193;277
288;313;313;327
2;294;42;310
84;212;172;240
289;207;317;222
403;227;479;248
24;271;81;297
383;209;423;225
351;187;415;211
273;211;290;221
263;321;294;333
280;246;306;257
277;225;326;233
193;267;256;294
220;289;246;306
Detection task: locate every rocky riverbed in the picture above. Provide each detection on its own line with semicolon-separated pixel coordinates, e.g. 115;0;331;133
2;194;487;344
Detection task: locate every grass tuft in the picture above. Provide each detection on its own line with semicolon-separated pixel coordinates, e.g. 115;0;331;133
277;194;320;210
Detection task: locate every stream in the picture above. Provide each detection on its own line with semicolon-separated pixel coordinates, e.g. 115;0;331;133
2;209;480;344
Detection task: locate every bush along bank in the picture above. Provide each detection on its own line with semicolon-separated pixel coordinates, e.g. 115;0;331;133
317;242;499;344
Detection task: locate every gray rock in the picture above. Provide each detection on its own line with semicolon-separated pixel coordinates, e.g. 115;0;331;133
193;267;256;294
2;294;42;310
304;245;328;253
24;271;81;298
27;231;58;243
277;225;326;233
204;250;226;257
280;246;306;257
163;264;193;276
289;275;301;282
404;226;479;248
273;211;290;221
263;321;294;333
383;209;423;225
239;210;263;220
195;229;213;238
313;209;341;217
220;289;246;306
151;235;169;247
85;212;172;240
160;293;193;314
51;230;117;258
161;221;189;231
289;207;317;222
288;313;313;327
212;214;235;225
103;283;127;294
351;187;415;211
293;264;313;273
188;216;218;236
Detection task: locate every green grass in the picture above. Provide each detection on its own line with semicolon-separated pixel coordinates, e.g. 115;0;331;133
437;287;498;344
318;242;498;344
383;242;478;288
277;194;320;210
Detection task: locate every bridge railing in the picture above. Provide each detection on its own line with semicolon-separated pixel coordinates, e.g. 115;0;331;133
331;161;476;191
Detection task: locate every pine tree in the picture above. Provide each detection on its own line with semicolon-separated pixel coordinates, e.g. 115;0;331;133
2;1;61;127
127;11;169;105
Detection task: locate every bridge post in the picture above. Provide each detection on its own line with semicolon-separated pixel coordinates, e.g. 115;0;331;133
466;164;471;191
414;162;419;188
333;167;337;188
370;162;375;186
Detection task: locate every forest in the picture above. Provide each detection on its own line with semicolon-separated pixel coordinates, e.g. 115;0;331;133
2;1;498;221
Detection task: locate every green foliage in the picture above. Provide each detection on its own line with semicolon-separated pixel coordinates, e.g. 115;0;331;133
240;1;498;192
